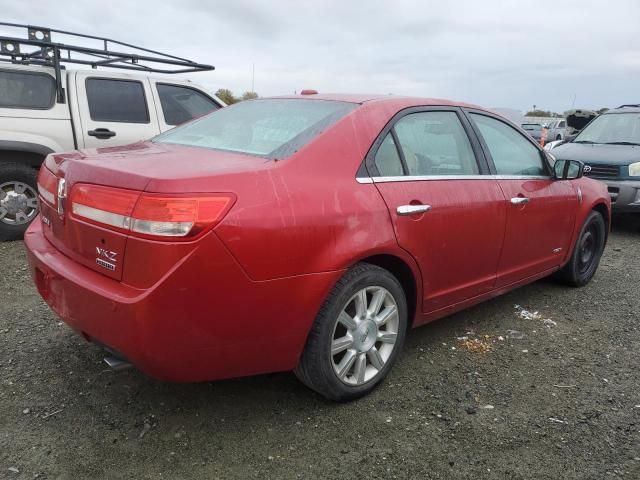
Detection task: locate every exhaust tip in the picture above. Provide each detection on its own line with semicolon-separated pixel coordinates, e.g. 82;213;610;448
103;355;132;371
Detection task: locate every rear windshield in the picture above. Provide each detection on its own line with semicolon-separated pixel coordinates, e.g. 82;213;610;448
521;124;542;131
154;99;357;159
0;70;55;109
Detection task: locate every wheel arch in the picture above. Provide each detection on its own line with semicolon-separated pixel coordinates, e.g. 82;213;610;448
0;141;53;169
354;253;420;329
591;202;610;245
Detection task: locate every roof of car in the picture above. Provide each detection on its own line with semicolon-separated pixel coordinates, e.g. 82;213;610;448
607;105;640;114
268;93;486;110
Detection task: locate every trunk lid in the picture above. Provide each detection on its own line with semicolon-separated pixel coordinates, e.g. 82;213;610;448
41;141;269;281
565;109;597;134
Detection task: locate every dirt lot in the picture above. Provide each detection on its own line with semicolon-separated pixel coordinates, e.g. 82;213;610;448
1;217;639;480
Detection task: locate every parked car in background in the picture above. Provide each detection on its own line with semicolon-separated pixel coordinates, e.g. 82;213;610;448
25;94;610;401
552;104;640;212
545;110;600;151
0;23;224;241
521;123;544;143
546;119;567;141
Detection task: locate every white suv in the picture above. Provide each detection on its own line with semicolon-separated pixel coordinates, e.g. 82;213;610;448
0;23;224;240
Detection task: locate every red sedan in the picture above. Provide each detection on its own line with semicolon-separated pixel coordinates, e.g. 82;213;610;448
25;94;610;401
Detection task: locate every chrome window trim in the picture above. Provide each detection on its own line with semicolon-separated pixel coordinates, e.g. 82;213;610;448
356;177;374;184
356;175;551;183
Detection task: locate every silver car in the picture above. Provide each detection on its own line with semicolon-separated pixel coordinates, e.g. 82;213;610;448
545;119;568;141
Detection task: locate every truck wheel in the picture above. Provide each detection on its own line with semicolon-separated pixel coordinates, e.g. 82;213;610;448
295;263;407;401
0;163;39;241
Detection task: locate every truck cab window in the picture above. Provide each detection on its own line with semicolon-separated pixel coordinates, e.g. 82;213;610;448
157;84;220;126
85;78;149;123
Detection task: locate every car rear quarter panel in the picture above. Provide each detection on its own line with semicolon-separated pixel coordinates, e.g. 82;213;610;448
213;102;415;281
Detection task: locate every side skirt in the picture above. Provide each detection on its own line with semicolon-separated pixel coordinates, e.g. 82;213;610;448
412;266;559;327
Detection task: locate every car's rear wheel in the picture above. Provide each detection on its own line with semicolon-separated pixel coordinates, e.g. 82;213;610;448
556;211;606;286
295;263;407;401
0;163;39;241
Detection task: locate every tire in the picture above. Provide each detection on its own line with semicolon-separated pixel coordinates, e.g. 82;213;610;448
295;263;408;401
555;211;606;287
0;162;39;242
556;135;562;141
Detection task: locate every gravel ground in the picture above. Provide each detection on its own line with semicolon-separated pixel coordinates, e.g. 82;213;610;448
1;217;639;479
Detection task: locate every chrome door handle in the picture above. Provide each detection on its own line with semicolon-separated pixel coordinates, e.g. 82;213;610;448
510;197;530;205
397;204;431;215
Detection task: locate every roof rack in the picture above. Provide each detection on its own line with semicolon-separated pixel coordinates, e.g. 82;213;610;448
617;104;640;109
0;22;215;104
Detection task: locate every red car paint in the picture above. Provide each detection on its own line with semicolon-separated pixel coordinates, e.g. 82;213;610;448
24;95;610;382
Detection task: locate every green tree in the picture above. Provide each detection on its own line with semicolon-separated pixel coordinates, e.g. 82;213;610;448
525;109;562;117
215;88;239;105
241;91;259;101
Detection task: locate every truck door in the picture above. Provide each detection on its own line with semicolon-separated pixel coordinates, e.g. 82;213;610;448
74;72;161;148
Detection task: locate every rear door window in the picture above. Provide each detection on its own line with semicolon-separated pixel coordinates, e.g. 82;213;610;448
393;111;479;176
0;70;55;109
85;78;150;123
157;84;220;126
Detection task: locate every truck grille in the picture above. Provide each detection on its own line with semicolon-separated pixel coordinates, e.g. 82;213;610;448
583;164;619;178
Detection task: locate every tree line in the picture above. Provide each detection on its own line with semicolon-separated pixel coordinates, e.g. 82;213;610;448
525;108;610;117
215;89;258;104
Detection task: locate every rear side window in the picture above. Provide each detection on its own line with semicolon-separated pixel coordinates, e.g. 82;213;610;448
86;78;149;123
157;84;220;126
471;113;546;176
374;133;404;176
394;111;479;176
155;99;357;159
0;70;55;109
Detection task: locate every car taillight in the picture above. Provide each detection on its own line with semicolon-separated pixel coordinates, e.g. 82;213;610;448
69;184;234;240
37;166;57;207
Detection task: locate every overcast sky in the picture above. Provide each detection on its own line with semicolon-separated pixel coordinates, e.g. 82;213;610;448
2;0;639;112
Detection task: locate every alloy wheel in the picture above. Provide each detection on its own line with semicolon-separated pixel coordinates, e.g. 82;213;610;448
330;286;399;386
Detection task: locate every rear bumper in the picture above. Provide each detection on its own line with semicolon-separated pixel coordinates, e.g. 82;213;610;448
603;179;640;211
24;217;342;382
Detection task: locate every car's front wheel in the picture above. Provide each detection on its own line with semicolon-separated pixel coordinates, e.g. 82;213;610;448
556;210;606;286
295;263;407;401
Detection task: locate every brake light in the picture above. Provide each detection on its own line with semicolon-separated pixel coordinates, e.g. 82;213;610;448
37;166;57;207
69;184;234;240
131;194;231;237
71;185;139;232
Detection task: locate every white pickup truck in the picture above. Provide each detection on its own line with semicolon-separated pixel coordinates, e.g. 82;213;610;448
0;23;223;240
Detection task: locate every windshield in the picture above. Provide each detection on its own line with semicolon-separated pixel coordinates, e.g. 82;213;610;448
154;99;357;158
521;124;542;131
575;113;640;144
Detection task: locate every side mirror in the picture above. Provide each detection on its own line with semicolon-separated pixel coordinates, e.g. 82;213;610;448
554;159;584;180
